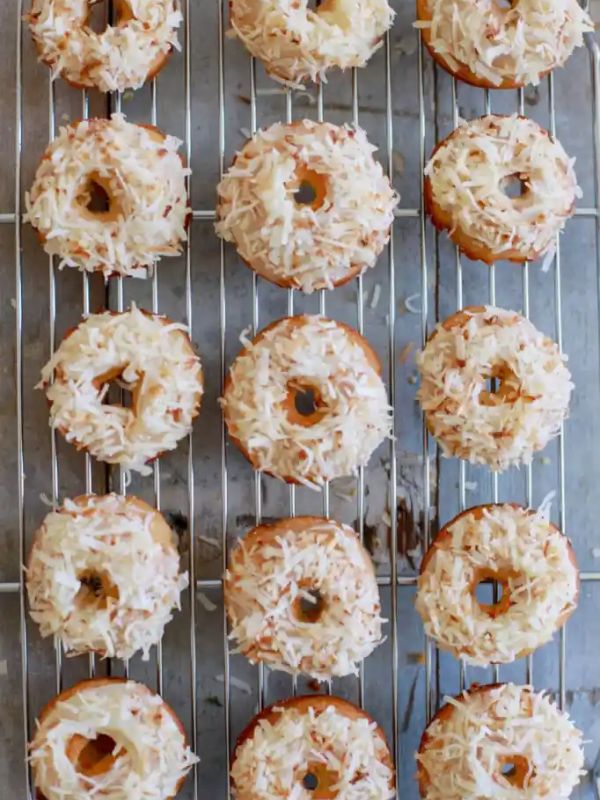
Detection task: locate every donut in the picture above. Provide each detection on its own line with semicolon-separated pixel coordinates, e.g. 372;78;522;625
215;120;398;293
221;315;391;487
38;305;203;475
415;503;578;665
224;516;383;679
25;115;190;278
29;677;198;800
27;494;187;660
229;0;395;88
231;695;395;799
416;306;573;470
26;0;182;92
416;0;593;89
417;683;584;799
424;115;580;265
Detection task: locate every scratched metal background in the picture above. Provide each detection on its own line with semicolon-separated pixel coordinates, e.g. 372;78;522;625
1;1;600;797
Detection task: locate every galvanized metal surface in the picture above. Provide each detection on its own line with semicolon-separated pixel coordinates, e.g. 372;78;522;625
1;1;600;797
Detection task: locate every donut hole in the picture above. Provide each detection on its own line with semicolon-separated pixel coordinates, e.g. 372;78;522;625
94;366;141;412
76;172;120;221
285;381;327;427
67;732;123;777
478;363;521;406
500;173;529;203
292;588;325;623
85;0;133;34
497;755;531;788
300;762;339;798
76;570;119;610
292;167;328;211
472;569;513;617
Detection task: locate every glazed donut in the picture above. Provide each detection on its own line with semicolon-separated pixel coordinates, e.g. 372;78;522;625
38;305;203;475
415;503;578;665
26;0;182;92
224;516;383;679
416;306;573;470
416;0;593;89
417;683;584;799
29;677;198;800
25;115;190;278
231;695;395;799
230;0;395;88
221;315;391;487
215;120;398;293
27;494;187;660
424;115;580;265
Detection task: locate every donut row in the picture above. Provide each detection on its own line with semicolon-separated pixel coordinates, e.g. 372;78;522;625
27;0;593;91
29;678;584;799
25;112;581;286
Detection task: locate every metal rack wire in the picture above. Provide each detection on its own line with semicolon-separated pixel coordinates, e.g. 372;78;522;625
4;1;600;798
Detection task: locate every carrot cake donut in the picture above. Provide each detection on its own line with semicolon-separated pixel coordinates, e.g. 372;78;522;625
415;503;579;665
424;115;580;264
416;306;573;470
25;115;190;278
221;315;391;487
29;677;198;800
27;0;182;92
417;683;585;799
38;305;203;475
216;120;398;293
230;0;395;87
224;516;383;679
231;695;395;799
27;494;188;660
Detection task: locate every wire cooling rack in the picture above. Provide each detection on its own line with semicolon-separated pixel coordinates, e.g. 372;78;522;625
2;1;600;798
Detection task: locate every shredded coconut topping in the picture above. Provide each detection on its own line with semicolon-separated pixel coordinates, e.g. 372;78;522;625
416;0;593;87
27;0;182;92
38;305;203;475
231;699;395;799
416;306;573;470
221;315;391;487
424;115;580;261
25;114;190;277
417;683;585;800
216;120;398;293
30;679;198;800
230;0;394;87
27;494;188;660
225;517;383;679
415;504;578;666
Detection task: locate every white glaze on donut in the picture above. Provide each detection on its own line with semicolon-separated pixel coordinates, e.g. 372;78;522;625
27;494;187;660
417;683;585;800
25;115;190;278
416;306;573;470
27;0;182;92
30;678;198;800
231;696;395;800
424;115;580;263
221;315;391;487
416;0;593;88
216;120;398;293
224;516;383;679
38;305;203;475
415;503;578;665
230;0;394;87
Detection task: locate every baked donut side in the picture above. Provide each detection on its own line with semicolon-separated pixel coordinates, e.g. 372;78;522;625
224;515;383;679
215;119;398;293
415;0;593;89
27;494;188;660
38;305;203;475
424;115;580;265
25;115;191;278
417;683;585;799
231;694;395;799
221;315;391;487
27;0;183;92
416;305;573;470
30;677;197;800
415;503;579;665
